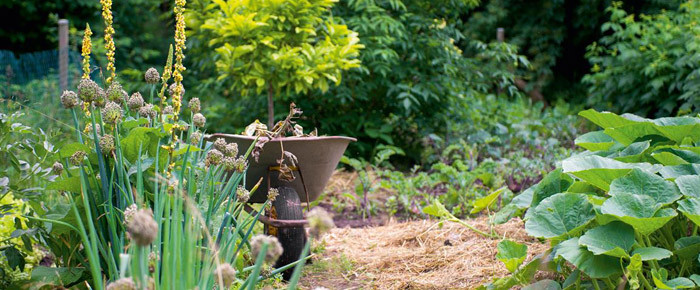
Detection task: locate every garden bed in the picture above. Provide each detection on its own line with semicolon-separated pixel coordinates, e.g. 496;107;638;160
300;217;547;289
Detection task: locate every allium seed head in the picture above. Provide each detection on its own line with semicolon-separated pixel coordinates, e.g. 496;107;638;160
205;149;223;167
101;101;123;124
190;131;202;145
214;263;236;288
99;134;115;154
144;68;160;84
224;143;238;157
236;186;250;203
188;97;201;113
213;138;227;152
163;105;174;115
138;103;156;119
267;188;279;202
233;156;247;173
222;156;236;172
60;90;80;108
106;277;136;290
93;86;107;107
126;209;158;246
77;78;101;102
193;113;206;128
307;207;334;238
250;235;283;264
106;81;127;102
52;162;64;175
127;92;144;110
70;151;87;166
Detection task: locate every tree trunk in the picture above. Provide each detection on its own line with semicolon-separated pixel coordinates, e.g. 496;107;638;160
267;84;274;128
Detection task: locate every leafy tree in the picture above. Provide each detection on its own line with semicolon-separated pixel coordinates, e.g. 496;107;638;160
462;0;680;102
188;0;363;127
584;1;700;117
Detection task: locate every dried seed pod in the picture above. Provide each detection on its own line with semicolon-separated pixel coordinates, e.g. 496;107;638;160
307;207;334;238
70;151;87;166
99;134;115;154
101;101;123;124
214;263;236;288
144;67;160;84
250;234;283;264
126;209;158;246
127;92;144;110
188;97;201;113
193;113;206;128
205;149;223;167
60;90;80;108
52;162;64;175
106;277;136;290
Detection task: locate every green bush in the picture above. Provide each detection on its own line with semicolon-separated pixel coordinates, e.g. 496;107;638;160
485;109;700;289
584;1;700;117
187;0;529;160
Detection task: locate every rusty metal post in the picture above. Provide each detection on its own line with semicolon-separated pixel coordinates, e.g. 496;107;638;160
58;19;69;92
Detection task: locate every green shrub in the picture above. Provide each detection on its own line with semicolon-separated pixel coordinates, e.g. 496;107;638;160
485;109;700;289
584;1;700;117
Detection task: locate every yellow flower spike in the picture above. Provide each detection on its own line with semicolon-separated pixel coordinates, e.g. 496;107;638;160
101;0;116;85
81;24;92;79
159;45;174;108
172;0;187;120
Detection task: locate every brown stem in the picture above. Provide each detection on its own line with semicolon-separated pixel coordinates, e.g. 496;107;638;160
267;84;274;128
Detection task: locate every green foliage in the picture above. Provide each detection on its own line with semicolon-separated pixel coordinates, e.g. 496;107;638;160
495;239;527;273
488;109;700;288
462;0;679;101
584;1;700;117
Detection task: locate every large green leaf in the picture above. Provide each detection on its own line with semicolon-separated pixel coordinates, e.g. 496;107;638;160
613;141;651;163
29;266;84;286
562;155;660;191
675;175;700;198
600;193;678;236
608;169;681;206
578;221;635;258
529;169;573;209
652;152;690;166
575;130;615;151
496;239;528;273
674;236;700;260
579;110;638;130
525;193;595;239
660;164;700;179
677;198;700;226
46;176;82;193
630;247;672;261
58;142;91;159
554;237;622;279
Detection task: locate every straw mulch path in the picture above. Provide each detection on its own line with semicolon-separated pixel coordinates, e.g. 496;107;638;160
300;217;547;290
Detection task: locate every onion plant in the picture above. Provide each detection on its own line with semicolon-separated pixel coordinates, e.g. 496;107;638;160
37;1;311;289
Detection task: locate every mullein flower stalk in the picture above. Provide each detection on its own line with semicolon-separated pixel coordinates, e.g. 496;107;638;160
171;0;187;120
81;24;92;79
158;45;173;109
101;0;116;85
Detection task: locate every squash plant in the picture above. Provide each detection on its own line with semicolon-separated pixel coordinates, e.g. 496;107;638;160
483;109;700;289
188;0;363;128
